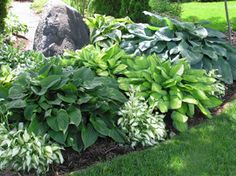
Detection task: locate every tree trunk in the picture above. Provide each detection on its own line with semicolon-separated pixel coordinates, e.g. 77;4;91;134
224;0;232;43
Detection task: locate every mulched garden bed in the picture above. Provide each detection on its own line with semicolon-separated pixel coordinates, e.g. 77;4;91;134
52;81;236;176
3;32;236;176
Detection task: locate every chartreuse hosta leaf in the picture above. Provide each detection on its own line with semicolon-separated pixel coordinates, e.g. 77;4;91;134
119;55;224;132
64;44;131;78
1;59;127;152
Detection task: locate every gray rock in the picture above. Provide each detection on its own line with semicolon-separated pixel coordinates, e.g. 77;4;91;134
33;0;90;57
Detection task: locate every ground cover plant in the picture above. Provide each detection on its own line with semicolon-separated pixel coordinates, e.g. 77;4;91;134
181;1;236;31
70;99;236;176
86;12;236;84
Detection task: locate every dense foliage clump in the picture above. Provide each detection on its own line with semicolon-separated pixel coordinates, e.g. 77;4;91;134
0;123;63;174
118;88;166;147
86;12;236;84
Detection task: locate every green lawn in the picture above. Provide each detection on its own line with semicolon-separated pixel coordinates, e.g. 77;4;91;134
181;1;236;31
70;100;236;176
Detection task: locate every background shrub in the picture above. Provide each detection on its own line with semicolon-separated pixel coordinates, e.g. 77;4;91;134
119;0;151;22
0;0;9;33
149;0;182;18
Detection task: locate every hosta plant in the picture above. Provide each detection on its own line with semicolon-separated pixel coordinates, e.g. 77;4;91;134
87;12;236;84
119;55;224;132
85;14;133;48
1;60;127;151
0;123;63;175
64;44;131;77
118;88;166;147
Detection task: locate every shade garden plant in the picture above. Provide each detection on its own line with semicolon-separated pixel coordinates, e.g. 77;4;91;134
0;9;236;175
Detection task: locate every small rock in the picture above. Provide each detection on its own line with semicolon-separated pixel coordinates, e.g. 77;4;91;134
33;0;90;57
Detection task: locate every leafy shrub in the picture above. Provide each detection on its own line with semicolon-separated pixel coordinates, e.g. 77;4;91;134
118;88;166;147
0;123;63;175
118;55;223;132
119;0;151;22
87;12;236;84
1;59;127;151
0;0;8;33
90;0;121;17
64;44;131;77
85;14;133;48
149;0;182;18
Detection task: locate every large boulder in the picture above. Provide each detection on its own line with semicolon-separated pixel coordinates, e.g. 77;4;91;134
33;0;90;57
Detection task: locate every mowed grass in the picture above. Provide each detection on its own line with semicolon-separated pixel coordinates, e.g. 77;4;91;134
70;100;236;176
181;1;236;31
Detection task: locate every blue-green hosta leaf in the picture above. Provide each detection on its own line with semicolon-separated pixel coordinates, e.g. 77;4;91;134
192;26;208;39
212;57;233;84
180;49;203;65
228;52;236;80
81;124;98;150
206;28;226;38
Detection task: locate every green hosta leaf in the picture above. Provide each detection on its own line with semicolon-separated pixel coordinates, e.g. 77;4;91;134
173;120;188;132
192;89;208;100
169;62;185;76
47;109;70;133
187;104;195;117
113;64;127;74
28;117;48;135
170;96;182;109
48;130;67;145
90;117;110;136
57;93;76;104
68;106;82;126
81;124;98;150
201;96;222;108
6;99;26;109
57;109;70;132
182;95;198;104
40;75;61;89
24;104;38;120
108;129;125;143
158;100;169;113
197;103;212;118
171;111;188;123
8;86;26;99
47;116;60;132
